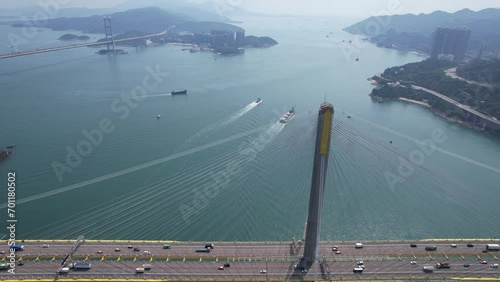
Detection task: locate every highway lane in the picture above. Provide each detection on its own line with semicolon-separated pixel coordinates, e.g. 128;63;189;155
411;85;500;126
2;259;498;280
5;241;498;259
0;240;497;280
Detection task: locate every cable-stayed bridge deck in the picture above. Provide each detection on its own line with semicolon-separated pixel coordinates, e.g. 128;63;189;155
1;239;499;281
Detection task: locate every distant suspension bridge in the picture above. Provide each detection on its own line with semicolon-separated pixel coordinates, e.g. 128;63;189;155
0;17;168;60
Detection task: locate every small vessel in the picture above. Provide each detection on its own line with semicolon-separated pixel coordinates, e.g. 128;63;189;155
156;115;161;119
279;106;295;123
171;90;187;95
255;98;262;104
347;115;351;118
355;58;359;61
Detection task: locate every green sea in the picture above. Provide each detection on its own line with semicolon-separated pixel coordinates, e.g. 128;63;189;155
0;16;499;242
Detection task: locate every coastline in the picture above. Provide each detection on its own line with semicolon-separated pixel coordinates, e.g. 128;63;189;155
368;77;497;135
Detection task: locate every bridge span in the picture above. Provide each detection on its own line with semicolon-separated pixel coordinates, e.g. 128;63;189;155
1;239;499;281
1;103;497;281
0;31;166;60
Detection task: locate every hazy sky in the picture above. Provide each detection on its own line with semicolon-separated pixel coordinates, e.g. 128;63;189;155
5;0;500;18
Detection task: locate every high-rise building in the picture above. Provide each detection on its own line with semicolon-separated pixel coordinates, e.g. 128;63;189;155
430;27;471;62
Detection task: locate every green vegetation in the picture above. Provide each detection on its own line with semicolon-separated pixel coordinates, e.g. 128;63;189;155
457;59;500;85
372;59;500;121
214;46;243;55
59;34;90;41
244;36;278;48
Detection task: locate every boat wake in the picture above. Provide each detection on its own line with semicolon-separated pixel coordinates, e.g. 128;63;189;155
147;93;172;98
220;102;258;127
242;122;286;155
179;102;259;149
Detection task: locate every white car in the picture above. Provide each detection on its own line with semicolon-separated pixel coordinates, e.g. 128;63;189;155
143;251;151;255
410;261;417;265
260;270;267;274
356;260;364;265
42;244;49;248
491;263;499;268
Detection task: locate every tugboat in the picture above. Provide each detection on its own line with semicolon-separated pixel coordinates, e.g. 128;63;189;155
171;90;187;95
0;146;15;161
279;106;295;123
255;98;263;104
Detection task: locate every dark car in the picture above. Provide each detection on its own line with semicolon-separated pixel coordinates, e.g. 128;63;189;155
467;244;474;247
463;263;470;267
133;247;140;252
410;244;417;248
224;263;230;267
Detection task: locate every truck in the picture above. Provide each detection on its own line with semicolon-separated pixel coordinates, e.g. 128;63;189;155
69;262;91;270
422;266;435;272
486;244;500;251
436;262;450;269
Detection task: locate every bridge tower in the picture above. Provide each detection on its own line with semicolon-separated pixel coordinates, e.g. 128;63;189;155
302;102;334;265
103;17;116;52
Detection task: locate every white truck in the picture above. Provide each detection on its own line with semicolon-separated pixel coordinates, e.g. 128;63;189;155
422;266;435;273
486;244;500;251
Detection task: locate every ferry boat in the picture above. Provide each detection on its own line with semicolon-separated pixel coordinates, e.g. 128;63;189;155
171;90;187;95
279;106;295;123
255;98;262;104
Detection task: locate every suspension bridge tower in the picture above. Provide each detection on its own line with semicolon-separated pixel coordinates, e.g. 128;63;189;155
302;102;334;266
103;17;116;52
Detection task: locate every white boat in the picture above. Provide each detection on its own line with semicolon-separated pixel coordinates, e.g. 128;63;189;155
279;106;295;123
156;115;161;119
255;98;263;104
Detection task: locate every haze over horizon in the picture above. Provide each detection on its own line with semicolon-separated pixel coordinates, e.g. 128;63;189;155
3;0;500;19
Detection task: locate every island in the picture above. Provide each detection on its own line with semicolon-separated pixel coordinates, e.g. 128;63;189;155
344;8;500;60
58;34;90;41
243;36;278;48
369;59;500;135
40;7;277;55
